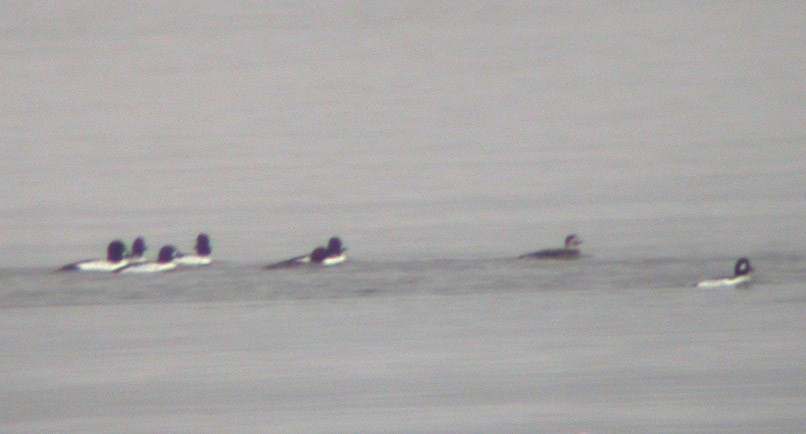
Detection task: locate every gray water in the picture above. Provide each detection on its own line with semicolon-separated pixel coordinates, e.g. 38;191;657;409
2;2;805;432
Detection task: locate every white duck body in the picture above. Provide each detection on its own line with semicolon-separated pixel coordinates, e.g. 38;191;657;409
321;253;346;266
696;274;751;288
71;259;130;272
174;255;211;266
119;261;178;274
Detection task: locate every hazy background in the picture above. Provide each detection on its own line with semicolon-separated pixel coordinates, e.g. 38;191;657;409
2;3;806;433
1;1;804;266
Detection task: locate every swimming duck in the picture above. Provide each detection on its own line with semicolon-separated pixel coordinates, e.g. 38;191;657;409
264;236;347;269
174;233;212;266
518;234;582;260
60;240;129;272
695;258;752;288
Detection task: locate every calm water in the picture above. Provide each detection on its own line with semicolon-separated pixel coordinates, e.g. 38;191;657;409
1;1;804;432
1;254;805;308
2;256;806;433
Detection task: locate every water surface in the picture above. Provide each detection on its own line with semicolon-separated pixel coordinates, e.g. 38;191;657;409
1;2;804;432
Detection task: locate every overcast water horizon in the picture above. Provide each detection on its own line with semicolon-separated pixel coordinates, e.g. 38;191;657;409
1;2;804;433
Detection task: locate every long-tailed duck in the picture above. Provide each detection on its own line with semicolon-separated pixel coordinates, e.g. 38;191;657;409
518;234;583;260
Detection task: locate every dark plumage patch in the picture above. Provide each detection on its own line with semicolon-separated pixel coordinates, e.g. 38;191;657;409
195;233;212;256
158;245;178;263
734;258;752;276
106;240;127;262
131;237;147;256
519;234;582;260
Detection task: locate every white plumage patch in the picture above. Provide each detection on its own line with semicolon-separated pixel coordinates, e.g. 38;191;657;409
321;254;346;266
75;260;130;272
174;255;212;266
119;262;178;273
696;275;751;289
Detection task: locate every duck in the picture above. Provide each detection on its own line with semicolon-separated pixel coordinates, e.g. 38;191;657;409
126;237;148;264
695;258;753;288
118;245;179;273
59;240;129;272
174;233;212;266
319;236;347;265
264;236;347;269
518;234;582;260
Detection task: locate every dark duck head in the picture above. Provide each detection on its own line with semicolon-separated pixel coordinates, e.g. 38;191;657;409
325;237;346;256
195;233;211;256
309;247;328;263
107;240;127;262
564;234;582;249
130;237;147;257
157;245;178;264
734;258;752;276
